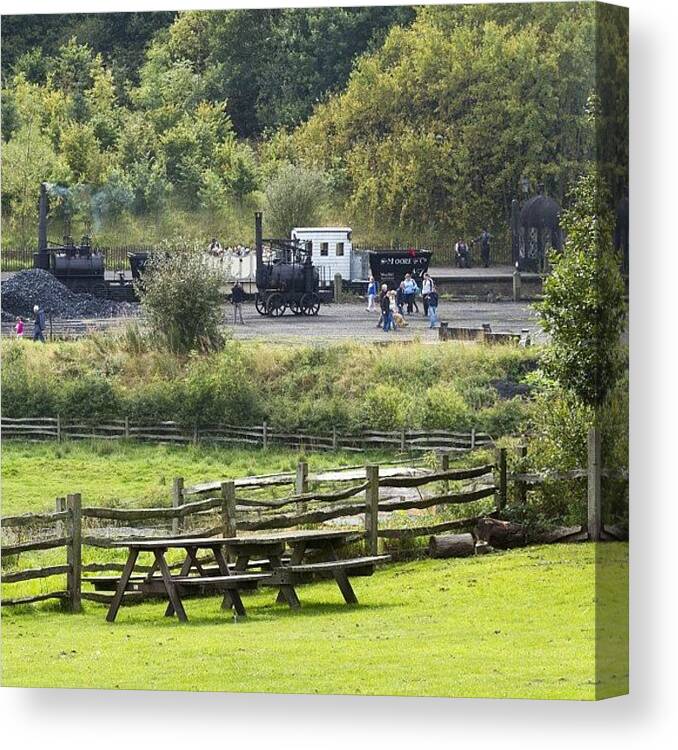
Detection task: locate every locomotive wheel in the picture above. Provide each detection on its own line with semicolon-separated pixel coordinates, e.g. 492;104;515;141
289;299;303;315
254;294;268;315
301;292;321;316
266;293;287;317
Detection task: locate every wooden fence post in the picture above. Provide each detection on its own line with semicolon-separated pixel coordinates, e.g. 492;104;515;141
400;428;406;452
221;481;237;538
470;428;476;451
512;268;522;302
495;448;507;512
517;444;528;504
55;496;66;537
124;416;130;439
334;273;342;303
295;460;309;495
56;414;62;443
437;453;450;514
587;426;602;541
296;460;309;513
262;421;268;450
332;426;338;451
365;464;380;555
193;423;199;445
66;493;82;613
172;477;184;535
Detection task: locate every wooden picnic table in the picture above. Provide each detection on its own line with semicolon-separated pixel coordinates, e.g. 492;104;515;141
104;530;379;623
223;529;361;606
225;529;362;568
104;537;252;623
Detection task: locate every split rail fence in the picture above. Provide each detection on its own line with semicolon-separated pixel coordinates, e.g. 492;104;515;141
1;455;500;609
0;417;492;454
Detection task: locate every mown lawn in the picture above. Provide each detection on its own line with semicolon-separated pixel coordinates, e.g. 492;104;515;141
1;543;628;700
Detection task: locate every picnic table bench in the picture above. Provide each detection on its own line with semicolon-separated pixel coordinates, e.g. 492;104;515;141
263;555;391;606
103;531;389;623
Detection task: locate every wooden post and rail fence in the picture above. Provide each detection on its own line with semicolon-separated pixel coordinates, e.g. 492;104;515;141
1;457;498;608
0;416;491;455
1;432;626;609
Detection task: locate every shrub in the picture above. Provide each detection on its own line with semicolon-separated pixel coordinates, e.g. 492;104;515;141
135;249;224;353
177;349;261;426
419;384;471;430
56;378;120;420
363;384;411;430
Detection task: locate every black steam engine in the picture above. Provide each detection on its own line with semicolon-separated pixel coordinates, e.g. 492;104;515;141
33;182;146;301
253;212;322;316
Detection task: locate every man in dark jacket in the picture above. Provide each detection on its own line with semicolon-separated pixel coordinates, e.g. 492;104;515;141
33;304;46;343
231;282;246;324
472;229;493;267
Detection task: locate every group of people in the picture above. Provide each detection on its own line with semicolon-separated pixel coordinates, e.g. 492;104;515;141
454;229;493;268
14;305;46;342
367;272;439;332
208;238;251;258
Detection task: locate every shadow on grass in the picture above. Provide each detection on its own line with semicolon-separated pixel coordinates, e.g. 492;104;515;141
98;598;399;628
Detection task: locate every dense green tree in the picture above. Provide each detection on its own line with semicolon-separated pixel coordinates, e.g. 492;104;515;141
265;164;327;237
537;171;626;410
1;12;176;84
292;3;627;244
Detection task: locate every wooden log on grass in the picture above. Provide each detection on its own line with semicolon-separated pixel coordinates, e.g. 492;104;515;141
428;533;475;558
475;517;527;549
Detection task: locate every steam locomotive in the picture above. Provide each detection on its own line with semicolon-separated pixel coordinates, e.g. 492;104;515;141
33;182;147;301
253;212;323;316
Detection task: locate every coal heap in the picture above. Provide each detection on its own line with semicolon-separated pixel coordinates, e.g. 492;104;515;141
1;269;137;320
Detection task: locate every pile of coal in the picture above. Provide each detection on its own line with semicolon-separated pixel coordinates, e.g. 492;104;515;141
1;269;137;320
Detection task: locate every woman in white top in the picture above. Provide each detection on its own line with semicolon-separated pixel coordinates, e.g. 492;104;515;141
422;273;433;316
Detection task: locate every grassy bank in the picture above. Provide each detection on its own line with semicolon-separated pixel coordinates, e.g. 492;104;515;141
0;543;628;699
1;338;538;436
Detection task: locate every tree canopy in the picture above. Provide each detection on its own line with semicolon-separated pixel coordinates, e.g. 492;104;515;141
1;5;627;250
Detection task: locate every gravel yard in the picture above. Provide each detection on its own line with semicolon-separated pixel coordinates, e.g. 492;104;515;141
226;300;544;345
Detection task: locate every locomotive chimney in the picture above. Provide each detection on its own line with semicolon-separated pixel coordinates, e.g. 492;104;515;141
33;182;51;270
38;182;48;251
255;211;263;265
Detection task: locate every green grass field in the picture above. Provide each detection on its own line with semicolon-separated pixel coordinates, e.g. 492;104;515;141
1;543;628;699
0;440;400;516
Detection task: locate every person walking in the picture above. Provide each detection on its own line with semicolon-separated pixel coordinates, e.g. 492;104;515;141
381;287;394;332
403;273;416;314
396;282;406;316
427;286;439;329
422;273;433;316
376;284;389;328
15;317;24;338
366;276;378;311
231;281;245;324
32;305;46;343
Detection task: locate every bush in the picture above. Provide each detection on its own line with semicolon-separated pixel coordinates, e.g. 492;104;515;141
363;384;411;430
177;349;261;426
135;249;224;353
56;378;120;420
265;163;327;236
419;384;470;430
